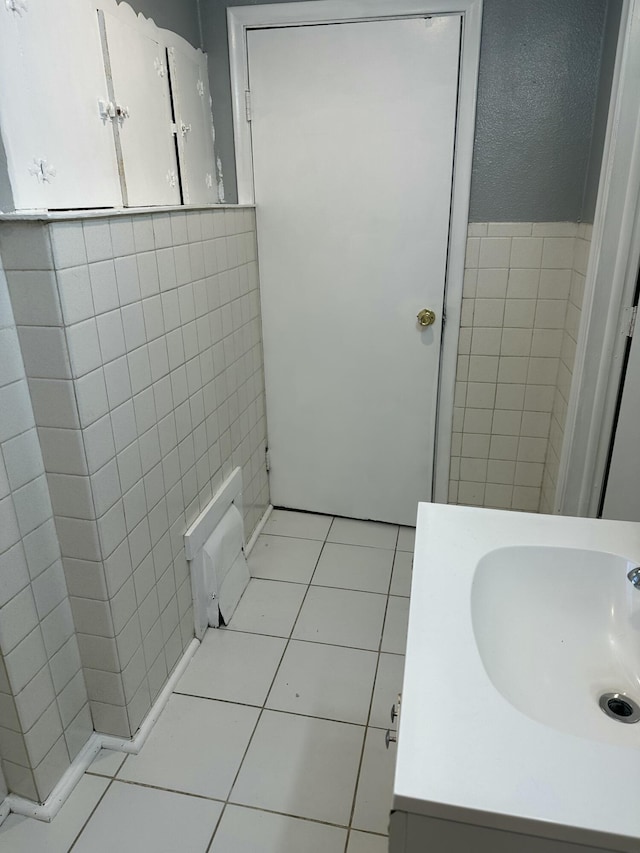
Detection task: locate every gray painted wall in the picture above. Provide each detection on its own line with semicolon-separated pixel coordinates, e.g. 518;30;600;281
201;0;616;221
581;0;622;223
470;0;607;222
122;0;202;47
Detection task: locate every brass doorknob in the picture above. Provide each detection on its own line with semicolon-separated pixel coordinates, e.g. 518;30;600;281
417;308;436;327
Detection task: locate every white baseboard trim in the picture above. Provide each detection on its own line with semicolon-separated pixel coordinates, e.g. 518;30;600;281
0;797;12;824
0;637;200;824
99;638;199;753
244;504;273;557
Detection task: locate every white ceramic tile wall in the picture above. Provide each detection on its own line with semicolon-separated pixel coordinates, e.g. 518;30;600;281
451;222;586;512
0;208;269;742
539;223;591;513
0;253;91;802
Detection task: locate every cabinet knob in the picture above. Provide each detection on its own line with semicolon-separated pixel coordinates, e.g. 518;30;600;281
385;729;397;749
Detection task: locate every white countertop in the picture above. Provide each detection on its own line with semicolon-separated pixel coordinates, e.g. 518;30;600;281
394;503;640;851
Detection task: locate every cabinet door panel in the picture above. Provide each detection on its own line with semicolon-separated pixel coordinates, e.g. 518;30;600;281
0;0;121;210
168;46;217;205
100;10;181;207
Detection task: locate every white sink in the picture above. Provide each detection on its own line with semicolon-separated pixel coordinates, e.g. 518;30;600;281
393;504;640;852
472;545;640;746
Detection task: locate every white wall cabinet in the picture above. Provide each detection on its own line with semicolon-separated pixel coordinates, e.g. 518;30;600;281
168;45;218;205
0;0;122;211
99;9;181;207
0;0;217;212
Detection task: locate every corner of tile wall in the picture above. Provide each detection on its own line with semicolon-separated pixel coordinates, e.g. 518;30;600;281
1;206;269;743
0;252;91;802
451;222;587;513
539;222;591;513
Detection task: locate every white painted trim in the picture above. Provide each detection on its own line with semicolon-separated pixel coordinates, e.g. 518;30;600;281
0;204;255;221
0;638;199;824
227;0;482;505
0;796;12;825
98;638;199;753
244;504;273;556
555;0;640;517
433;0;483;503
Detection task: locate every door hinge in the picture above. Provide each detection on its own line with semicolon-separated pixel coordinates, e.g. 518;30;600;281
265;447;271;472
245;89;252;122
624;304;638;338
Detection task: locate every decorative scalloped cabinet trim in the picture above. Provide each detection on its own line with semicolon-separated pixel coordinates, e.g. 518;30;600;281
99;0;208;57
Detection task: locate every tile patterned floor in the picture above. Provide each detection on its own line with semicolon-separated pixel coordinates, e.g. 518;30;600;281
0;511;413;852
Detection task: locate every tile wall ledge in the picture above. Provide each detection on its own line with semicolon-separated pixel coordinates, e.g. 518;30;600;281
0;204;256;222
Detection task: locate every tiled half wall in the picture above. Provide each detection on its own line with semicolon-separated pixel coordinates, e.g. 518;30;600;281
0;207;269;742
450;222;590;513
0;257;91;802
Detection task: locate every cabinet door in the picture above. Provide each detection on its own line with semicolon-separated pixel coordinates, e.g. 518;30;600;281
0;0;121;210
99;10;181;207
168;46;217;205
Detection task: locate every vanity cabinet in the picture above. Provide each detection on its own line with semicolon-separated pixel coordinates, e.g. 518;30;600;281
0;0;216;212
389;503;639;853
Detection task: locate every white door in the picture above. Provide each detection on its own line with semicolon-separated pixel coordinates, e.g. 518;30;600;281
99;11;181;207
248;17;460;525
601;317;640;521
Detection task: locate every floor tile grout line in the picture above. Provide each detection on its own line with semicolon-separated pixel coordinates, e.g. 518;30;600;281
220;626;404;654
248;576;405;597
285;529;332;640
75;514;408;850
75;770;391;844
67;776;116;852
204;799;227;853
75;771;391;839
205;530;331;850
345;547;399;845
95;775;228;803
170;684;374;728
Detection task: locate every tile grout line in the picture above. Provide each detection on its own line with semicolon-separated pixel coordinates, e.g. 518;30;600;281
77;773;391;841
344;523;401;851
73;517;408;851
67;776;115;852
205;519;333;852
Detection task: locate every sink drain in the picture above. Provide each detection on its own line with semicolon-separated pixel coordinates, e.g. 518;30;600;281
599;692;640;724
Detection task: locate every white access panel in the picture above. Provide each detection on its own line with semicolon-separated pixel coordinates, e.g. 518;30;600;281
0;0;121;210
248;17;460;525
168;45;217;205
100;10;181;207
601;316;640;521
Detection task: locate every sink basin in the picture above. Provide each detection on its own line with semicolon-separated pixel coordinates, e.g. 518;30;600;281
393;505;640;852
471;546;640;746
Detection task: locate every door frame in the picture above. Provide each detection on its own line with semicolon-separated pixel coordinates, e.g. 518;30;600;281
228;0;483;505
554;0;640;517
